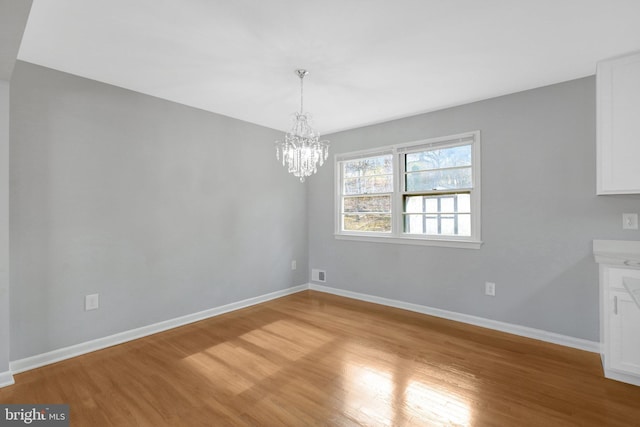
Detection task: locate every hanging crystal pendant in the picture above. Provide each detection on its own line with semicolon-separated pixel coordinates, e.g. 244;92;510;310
275;70;329;183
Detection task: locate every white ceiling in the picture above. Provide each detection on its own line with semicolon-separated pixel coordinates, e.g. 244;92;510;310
17;0;640;134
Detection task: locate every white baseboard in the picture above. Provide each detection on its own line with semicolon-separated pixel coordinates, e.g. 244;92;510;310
0;370;14;387
604;369;640;387
9;284;308;376
6;281;601;384
309;284;600;353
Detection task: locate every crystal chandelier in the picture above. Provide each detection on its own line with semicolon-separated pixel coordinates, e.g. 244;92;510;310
275;69;329;182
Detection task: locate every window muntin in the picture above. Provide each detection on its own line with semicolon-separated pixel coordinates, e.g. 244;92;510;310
335;132;481;248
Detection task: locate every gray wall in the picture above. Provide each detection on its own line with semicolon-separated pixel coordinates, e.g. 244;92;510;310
308;76;640;342
0;0;33;80
1;0;32;378
10;61;308;360
0;81;9;372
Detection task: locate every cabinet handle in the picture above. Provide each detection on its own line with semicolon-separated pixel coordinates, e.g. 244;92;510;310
614;296;618;315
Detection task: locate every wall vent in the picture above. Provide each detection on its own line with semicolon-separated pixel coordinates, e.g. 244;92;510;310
312;269;326;283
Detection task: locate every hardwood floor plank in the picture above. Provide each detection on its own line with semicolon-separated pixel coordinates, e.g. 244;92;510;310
1;290;639;426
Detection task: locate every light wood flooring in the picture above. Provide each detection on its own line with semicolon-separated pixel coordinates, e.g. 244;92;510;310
1;290;640;426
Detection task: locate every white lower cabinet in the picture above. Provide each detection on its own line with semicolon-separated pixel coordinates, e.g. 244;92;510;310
607;288;640;378
594;240;640;386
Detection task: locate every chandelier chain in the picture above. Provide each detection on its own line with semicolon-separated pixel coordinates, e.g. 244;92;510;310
300;73;304;113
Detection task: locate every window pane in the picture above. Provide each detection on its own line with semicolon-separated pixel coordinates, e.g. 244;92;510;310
425;198;438;212
343;155;392;178
343;195;391;213
404;213;470;236
343;214;392;232
404;193;470;213
405;167;471;191
457;194;471;212
457;214;471;236
405;214;437;235
405;195;422;213
406;145;471;172
403;193;471;236
440;215;456;235
344;174;393;195
440;197;454;213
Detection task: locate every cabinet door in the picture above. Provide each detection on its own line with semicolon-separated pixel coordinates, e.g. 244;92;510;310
608;290;640;375
597;52;640;194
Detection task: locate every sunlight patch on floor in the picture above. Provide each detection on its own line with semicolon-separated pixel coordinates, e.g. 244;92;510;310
344;363;395;426
240;319;333;361
340;342;472;426
181;319;334;397
181;349;255;395
405;379;471;426
182;341;281;395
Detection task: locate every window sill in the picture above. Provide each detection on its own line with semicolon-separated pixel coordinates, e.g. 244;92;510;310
334;233;483;249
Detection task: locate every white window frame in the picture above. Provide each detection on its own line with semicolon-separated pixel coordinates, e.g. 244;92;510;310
335;131;482;249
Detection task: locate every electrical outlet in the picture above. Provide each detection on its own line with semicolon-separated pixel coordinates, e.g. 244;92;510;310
291;260;297;270
85;293;99;311
622;213;638;230
485;282;496;297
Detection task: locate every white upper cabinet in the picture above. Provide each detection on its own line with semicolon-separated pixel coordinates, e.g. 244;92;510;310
597;52;640;194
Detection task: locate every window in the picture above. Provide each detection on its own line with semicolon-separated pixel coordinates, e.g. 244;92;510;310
336;131;481;249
